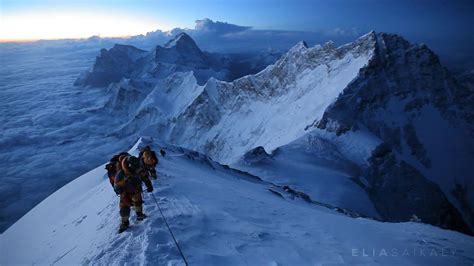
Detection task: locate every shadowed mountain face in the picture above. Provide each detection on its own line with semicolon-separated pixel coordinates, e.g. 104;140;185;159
74;44;148;87
157;32;209;65
316;33;474;234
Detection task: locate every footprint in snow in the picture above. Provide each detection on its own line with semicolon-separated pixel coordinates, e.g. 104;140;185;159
73;215;88;226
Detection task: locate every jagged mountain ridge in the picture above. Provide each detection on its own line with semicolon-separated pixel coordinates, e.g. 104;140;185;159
75;32;228;87
88;31;473;234
74;44;148;87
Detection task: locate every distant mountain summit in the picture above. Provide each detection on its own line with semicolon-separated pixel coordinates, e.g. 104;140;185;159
75;33;234;87
75;32;279;87
74;44;147;87
158;32;209;65
164;32;200;49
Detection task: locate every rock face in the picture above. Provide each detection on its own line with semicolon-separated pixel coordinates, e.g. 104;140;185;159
317;33;473;137
74;44;147;87
83;31;473;234
365;144;471;235
241;146;273;164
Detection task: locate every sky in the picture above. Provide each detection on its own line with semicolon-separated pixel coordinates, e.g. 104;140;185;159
1;0;473;41
1;0;473;67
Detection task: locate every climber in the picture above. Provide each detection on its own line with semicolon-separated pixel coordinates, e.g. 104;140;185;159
139;146;158;179
114;155;154;233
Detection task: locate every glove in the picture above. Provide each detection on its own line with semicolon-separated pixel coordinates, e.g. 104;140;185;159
147;186;154;193
114;186;123;195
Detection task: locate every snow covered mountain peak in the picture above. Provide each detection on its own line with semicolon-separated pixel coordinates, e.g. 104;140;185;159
76;33;236;87
74;44;148;87
289;40;308;51
159;32;209;66
164;32;199;49
155;32;209;68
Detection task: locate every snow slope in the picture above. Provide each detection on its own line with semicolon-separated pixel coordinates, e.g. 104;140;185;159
2;138;474;265
233;128;381;218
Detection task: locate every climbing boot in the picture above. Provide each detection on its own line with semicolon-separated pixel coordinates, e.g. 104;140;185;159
136;212;147;221
118;217;130;233
136;205;147;221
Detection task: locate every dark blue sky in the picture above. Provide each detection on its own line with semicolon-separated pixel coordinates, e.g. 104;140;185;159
3;0;473;35
2;0;473;67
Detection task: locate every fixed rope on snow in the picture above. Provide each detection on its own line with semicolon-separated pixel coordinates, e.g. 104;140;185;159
151;193;189;266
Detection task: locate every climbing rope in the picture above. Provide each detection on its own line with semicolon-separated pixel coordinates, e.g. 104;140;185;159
150;193;189;266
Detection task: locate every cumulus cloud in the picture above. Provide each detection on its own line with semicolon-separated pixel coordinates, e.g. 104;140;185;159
194;18;252;34
121;18;363;53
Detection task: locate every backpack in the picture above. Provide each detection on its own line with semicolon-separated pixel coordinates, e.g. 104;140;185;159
105;152;130;187
139;146;158;165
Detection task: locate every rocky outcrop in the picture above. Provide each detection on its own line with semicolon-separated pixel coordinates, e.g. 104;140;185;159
74;44;147;87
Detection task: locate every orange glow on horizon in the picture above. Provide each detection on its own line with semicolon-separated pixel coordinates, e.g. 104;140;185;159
0;9;170;42
0;35;136;43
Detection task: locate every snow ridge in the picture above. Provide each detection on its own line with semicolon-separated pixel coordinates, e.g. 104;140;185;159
2;138;473;265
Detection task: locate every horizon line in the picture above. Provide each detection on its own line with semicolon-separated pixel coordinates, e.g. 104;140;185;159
0;34;142;44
